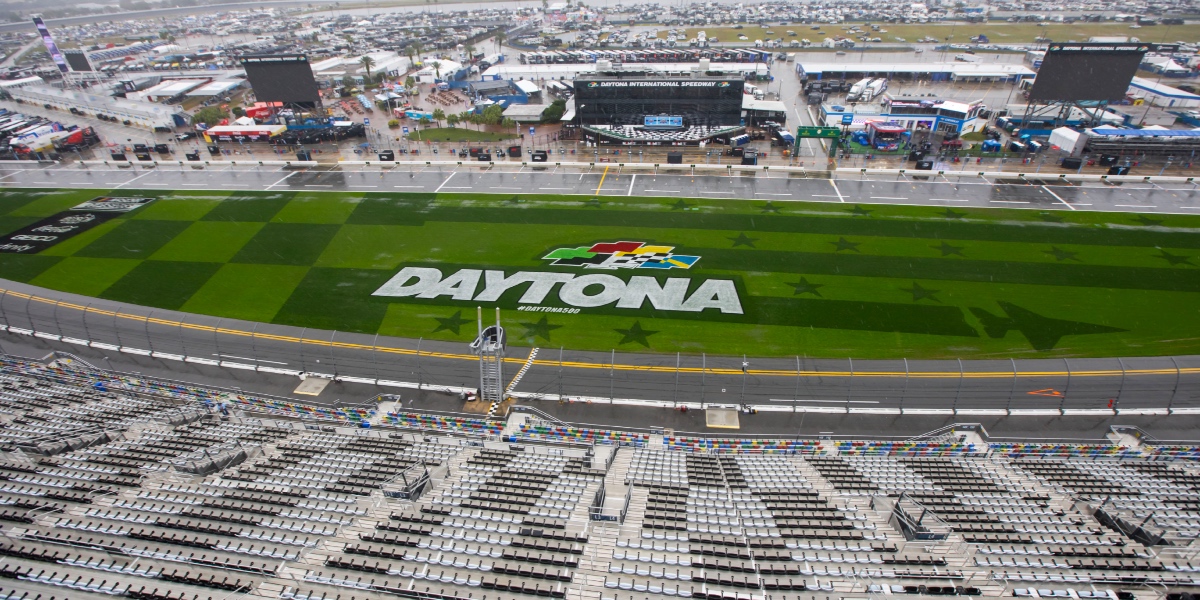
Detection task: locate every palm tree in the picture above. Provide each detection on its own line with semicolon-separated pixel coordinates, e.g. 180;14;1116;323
431;60;442;81
432;108;445;127
494;30;506;52
404;44;416;66
359;55;376;84
466;44;476;60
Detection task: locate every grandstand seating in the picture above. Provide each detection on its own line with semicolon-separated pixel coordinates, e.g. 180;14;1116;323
384;411;504;436
515;422;649;446
0;355;1193;599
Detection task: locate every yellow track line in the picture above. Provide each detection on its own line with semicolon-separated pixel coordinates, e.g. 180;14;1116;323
594;165;609;195
4;287;1197;380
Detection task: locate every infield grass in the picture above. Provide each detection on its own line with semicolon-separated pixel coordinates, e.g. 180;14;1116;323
1;187;1199;359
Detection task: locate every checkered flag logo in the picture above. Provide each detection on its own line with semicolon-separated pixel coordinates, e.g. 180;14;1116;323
542;241;699;270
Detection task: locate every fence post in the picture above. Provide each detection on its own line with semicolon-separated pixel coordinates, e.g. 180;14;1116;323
113;307;124;349
1169;356;1181;413
249;323;259;365
1007;358;1018;413
1116;358;1127;410
1061;358;1071;413
371;333;380;383
415;337;423;390
609;349;615;404
23;293;32;334
558;346;564;402
901;358;909;412
674;352;680;407
954;358;963;413
82;301;92;343
794;355;801;413
176;312;185;360
740;354;748;403
847;357;853;403
701;353;707;404
298;326;307;374
144;309;153;353
328;330;338;379
0;289;8;332
51;299;61;339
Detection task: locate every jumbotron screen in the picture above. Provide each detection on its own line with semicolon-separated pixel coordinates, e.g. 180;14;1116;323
574;77;745;127
1028;43;1147;102
63;49;93;72
241;54;320;106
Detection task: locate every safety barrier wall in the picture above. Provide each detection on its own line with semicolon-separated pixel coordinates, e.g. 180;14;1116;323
80;159;320;168
4;354;1200;459
74;160;1200;186
835;167;1200;185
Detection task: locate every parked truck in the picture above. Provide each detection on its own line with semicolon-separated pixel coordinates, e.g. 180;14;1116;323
861;78;888;101
848;77;887;102
846;77;873;101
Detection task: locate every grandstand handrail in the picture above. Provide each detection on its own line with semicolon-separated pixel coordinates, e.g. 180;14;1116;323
44;355;347;412
48;351;101;372
0;352;375;427
368;397;502;421
509;404;568;426
904;423;976;443
1110;424;1158;443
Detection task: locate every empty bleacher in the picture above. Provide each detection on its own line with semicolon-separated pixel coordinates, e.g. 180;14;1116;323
0;355;1192;600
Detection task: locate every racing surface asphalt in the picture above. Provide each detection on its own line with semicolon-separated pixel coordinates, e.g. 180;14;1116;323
1;163;1199;215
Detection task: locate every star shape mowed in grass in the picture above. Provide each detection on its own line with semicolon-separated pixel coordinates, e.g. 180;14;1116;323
614;321;658;347
1154;249;1193;266
520;316;563;342
830;237;861;252
788;277;824;297
901;282;941;303
1044;246;1080;262
729;232;758;248
433;310;471;334
932;241;965;257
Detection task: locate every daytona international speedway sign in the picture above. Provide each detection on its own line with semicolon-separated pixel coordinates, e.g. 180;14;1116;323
373;241;743;314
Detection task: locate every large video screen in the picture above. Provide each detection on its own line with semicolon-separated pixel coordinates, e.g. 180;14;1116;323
63;49;93;72
241;54;320;106
1029;43;1146;102
575;78;745;127
645;116;683;127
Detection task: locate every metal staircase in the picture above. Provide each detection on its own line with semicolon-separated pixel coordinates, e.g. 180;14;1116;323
470;307;506;403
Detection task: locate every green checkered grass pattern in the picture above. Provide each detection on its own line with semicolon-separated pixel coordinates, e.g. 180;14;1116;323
1;187;1199;359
